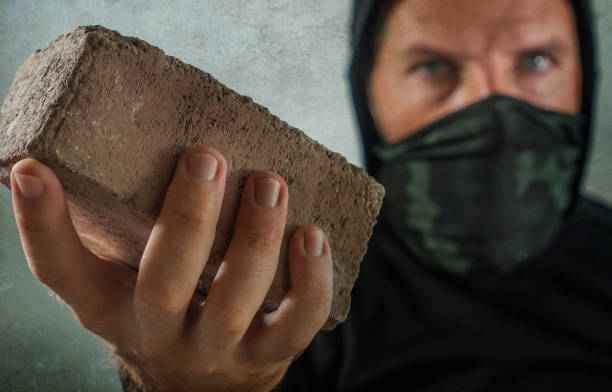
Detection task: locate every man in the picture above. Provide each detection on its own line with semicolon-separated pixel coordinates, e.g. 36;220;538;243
8;0;612;391
276;0;612;390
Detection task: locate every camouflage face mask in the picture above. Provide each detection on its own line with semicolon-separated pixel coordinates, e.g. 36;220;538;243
373;95;585;275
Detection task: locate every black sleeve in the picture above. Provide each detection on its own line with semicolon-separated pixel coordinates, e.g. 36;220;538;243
273;327;344;391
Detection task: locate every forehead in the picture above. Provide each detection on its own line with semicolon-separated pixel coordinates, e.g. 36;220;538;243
384;0;578;53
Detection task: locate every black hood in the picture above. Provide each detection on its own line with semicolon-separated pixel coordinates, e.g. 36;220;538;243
349;0;598;215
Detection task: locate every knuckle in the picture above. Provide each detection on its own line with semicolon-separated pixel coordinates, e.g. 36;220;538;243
140;297;181;316
136;287;185;316
310;291;333;319
304;264;334;300
240;225;278;254
16;213;51;234
28;259;70;288
207;300;250;336
310;283;334;307
166;208;210;233
293;275;333;310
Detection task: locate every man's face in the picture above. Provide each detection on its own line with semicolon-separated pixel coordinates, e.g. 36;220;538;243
369;0;582;143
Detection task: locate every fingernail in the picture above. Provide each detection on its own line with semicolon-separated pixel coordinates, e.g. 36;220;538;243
304;229;323;257
15;173;44;200
254;178;280;208
186;153;218;181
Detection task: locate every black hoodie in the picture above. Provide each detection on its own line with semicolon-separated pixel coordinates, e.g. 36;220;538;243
275;1;612;390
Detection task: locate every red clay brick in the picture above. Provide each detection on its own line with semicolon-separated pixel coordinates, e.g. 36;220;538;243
0;25;384;330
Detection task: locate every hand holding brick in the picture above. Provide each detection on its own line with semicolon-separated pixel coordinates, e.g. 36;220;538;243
0;25;384;330
9;148;333;391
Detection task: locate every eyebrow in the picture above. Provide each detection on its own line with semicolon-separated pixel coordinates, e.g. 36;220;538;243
401;37;571;61
402;45;461;61
509;37;570;56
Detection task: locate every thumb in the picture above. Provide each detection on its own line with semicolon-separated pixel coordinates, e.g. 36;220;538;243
10;158;131;329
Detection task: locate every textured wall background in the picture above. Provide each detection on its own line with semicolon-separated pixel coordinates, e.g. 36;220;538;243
0;1;610;391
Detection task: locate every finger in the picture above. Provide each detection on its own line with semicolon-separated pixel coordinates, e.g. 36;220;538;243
248;226;333;362
200;171;288;344
10;158;133;333
134;147;226;336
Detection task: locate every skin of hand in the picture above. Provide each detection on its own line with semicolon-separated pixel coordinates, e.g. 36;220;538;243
9;146;333;392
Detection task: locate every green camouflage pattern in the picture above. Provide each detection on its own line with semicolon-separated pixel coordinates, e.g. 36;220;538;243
373;95;585;275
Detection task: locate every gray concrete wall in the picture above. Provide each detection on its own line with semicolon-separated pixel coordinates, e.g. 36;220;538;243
0;1;610;390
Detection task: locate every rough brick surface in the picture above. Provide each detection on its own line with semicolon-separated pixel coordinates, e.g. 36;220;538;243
0;25;384;330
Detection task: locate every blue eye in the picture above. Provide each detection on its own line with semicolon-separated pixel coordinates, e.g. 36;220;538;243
522;53;553;71
416;60;447;76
